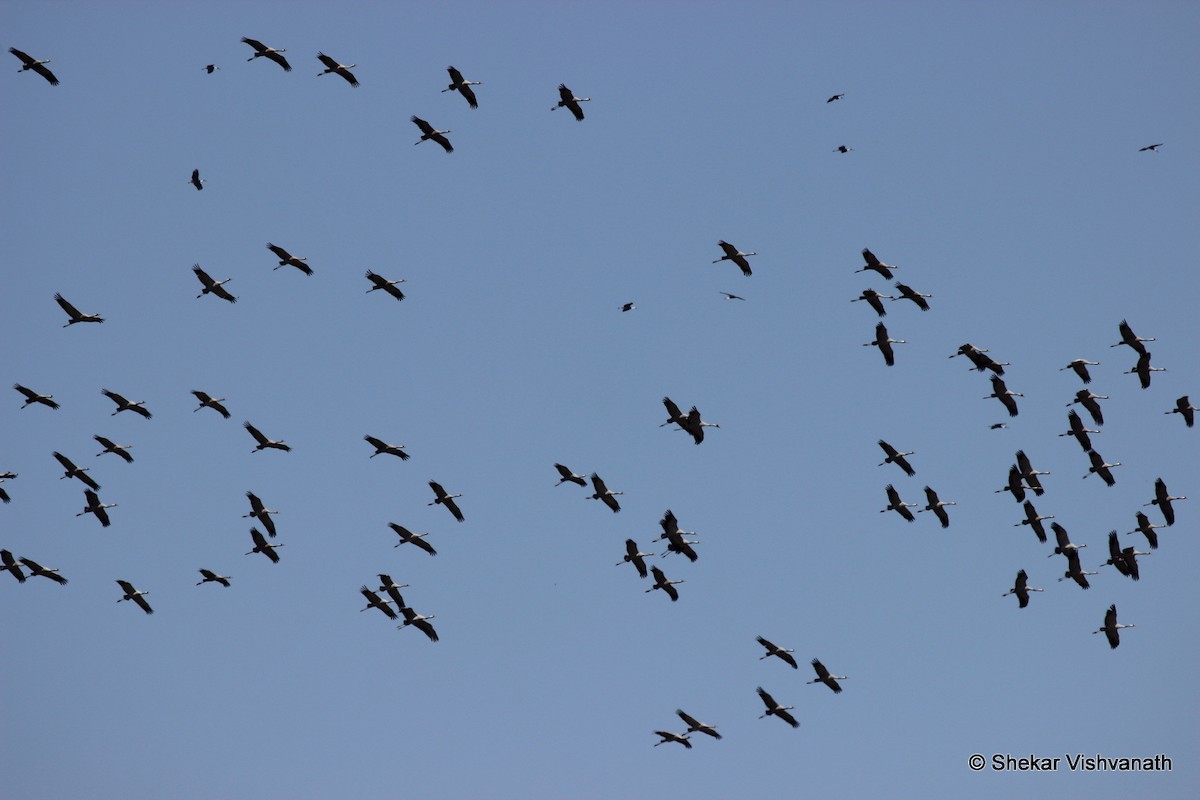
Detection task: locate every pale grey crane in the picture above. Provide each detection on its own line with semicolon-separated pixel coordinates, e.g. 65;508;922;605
852;288;894;316
1125;351;1166;389
877;440;915;476
653;731;692;749
864;322;905;366
917;486;956;528
14;384;59;409
881;484;917;521
19;557;67;585
244;421;290;453
1111;319;1153;356
646;566;683;601
388;523;436;556
101;389;151;418
856;248;898;279
428;480;464;522
316;52;358;86
53;452;99;491
1002;570;1043;608
1166;395;1195;428
116;580;153;613
397;605;439;642
266;243;312;275
364;436;409;460
412;116;453;152
1083;450;1121;486
1015;450;1050;496
1014;501;1054;543
996;464;1028;503
1147;477;1186;526
10;47;59;85
1093;604;1134;649
442;66;481;108
984;375;1022;417
196;569;231;587
552;83;590;120
192;265;236;303
244;492;278;537
950;343;1008;376
360;585;398;619
680;406;719;445
55;293;104;326
756;636;798;669
1101;530;1149;581
587;473;622;513
1060;359;1100;384
554;463;587;486
1126;511;1163;550
657;509;699;563
1068;389;1108;426
756;687;799;728
616;539;655;578
242;37;291;71
713;241;755;277
245;528;283;563
1048;522;1086;559
365;270;405;300
77;489;116;527
1;550;26;583
1058;549;1097;590
660;397;687;428
1059;410;1099;452
892;282;932;311
377;574;410;612
675;710;721;740
94;436;133;462
807;659;847;693
191;390;231;418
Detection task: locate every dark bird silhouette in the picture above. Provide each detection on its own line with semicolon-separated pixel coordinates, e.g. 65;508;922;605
1124;351;1166;389
190;169;204;190
864;322;905;366
244;421;290;452
365;270;405;300
116;580;152;613
364;436;409;460
852;288;895;316
877;440;915;476
1147;477;1186;526
856;248;898;279
881;484;917;521
0;484;8;504
826;93;844;102
360;586;398;619
245;527;283;563
242;37;291;71
660;397;687;429
388;523;437;556
712;241;755;276
1111;319;1154;356
1;550;26;583
645;566;683;601
53;452;99;491
203;64;219;74
55;294;104;326
1048;521;1086;559
1060;359;1099;384
620;302;636;312
834;145;853;153
675;710;721;740
196;569;231;587
1093;605;1134;649
807;659;847;693
1059;409;1099;452
892;282;932;311
950;343;1008;375
984;375;1022;417
1014;501;1054;543
1068;390;1107;426
1002;569;1043;608
411;116;453;152
192;265;236;302
316;52;358;86
657;509;699;563
756;687;799;728
377;574;410;612
1058;548;1097;589
1166;395;1196;428
101;389;151;418
1138;143;1163;152
442;66;481;108
996;464;1028;503
191;390;231;418
1015;450;1050;496
554;463;587;486
917;486;956;528
94;435;133;462
653;731;691;749
616;539;655;578
266;243;312;275
14;384;58;409
680;406;719;445
428;480;464;522
1101;531;1148;581
244;492;278;537
552;83;590;120
1127;511;1163;550
10;47;58;85
720;291;746;301
1083;450;1121;486
77;489;116;527
587;473;622;513
397;605;439;642
756;636;798;669
19;557;67;585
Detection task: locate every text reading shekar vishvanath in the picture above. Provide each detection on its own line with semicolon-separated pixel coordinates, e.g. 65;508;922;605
967;753;1172;772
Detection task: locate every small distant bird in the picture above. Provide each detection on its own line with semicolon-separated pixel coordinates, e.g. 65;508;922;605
203;64;219;74
892;282;932;311
442;66;481;108
190;169;204;190
1166;395;1196;428
196;569;231;587
14;384;58;409
19;557;67;585
1093;604;1134;649
984;375;1022;417
756;635;798;669
756;687;799;728
116;580;153;614
1124;351;1166;389
1060;359;1100;384
54;451;99;491
397;605;439;642
0;482;9;504
552;83;591;120
653;731;692;749
364;436;409;460
864;322;905;366
242;37;291;71
388;523;437;556
359;585;398;619
101;389;151;418
917;486;956;528
1083;450;1121;487
587;473;623;513
267;243;312;275
1111;319;1154;356
881;484;917;521
1146;477;1187;527
245;527;283;563
719;291;746;301
1;550;26;582
834;145;853;153
10;47;58;85
675;709;721;740
1138;143;1163;152
192;265;236;302
365;270;405;300
316;52;358;86
191;390;231;418
55;293;104;326
244;421;290;452
1068;389;1108;426
852;288;894;316
620;302;636;312
94;435;133;463
713;241;756;276
807;659;848;693
616;539;655;578
826;93;844;102
645;566;683;601
77;489;117;527
428;480;464;522
990;423;1008;430
877;440;915;476
411;116;453;152
244;492;278;537
1002;569;1043;608
856;248;899;279
554;463;587;487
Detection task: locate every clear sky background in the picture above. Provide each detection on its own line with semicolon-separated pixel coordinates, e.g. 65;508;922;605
3;2;1198;798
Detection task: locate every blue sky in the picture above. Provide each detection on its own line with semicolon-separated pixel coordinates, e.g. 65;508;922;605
3;2;1198;798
